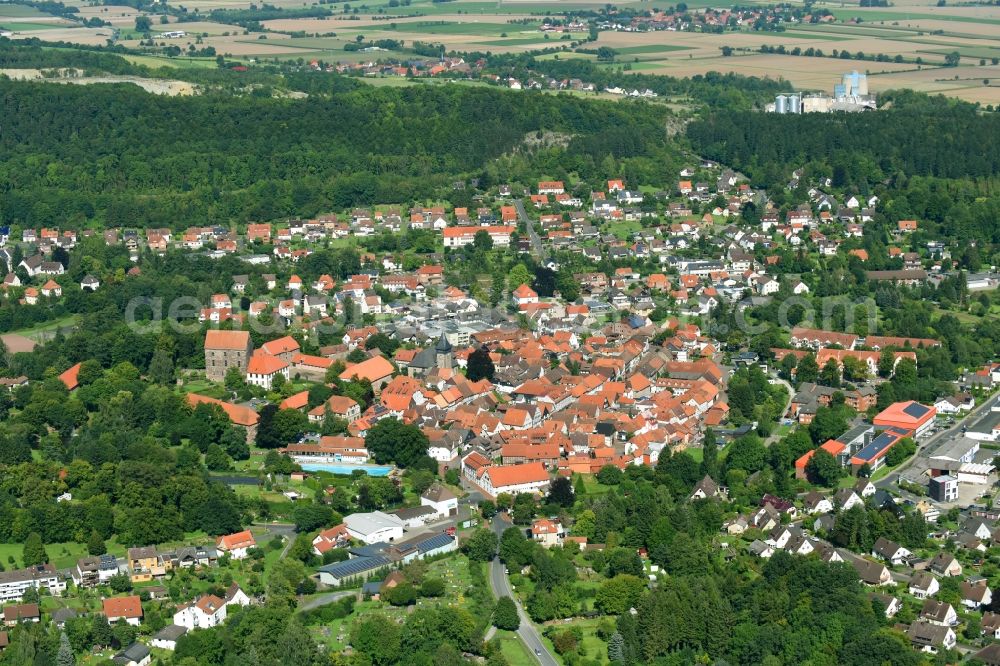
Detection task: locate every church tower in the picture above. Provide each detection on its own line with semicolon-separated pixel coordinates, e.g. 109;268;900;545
435;331;454;370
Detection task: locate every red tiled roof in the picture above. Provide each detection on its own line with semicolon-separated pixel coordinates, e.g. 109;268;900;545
279;390;310;410
204;330;251;351
339;355;395;383
260;336;300;356
216;530;256;551
187;394;259;427
246;352;289;375
485;462;549;488
103;596;142;619
59;362;82;390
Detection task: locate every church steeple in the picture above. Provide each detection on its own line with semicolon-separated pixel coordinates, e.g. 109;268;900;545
435;330;453;370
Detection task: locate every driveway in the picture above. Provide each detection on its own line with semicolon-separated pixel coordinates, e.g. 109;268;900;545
765;377;794;446
299;590;356;612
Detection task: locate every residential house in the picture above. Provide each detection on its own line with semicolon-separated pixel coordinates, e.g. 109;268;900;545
690;475;726;500
920;599;958;627
113;642;152;666
929;552;962;577
420;485;458;519
907;621;957;653
150;625;187;651
216;531;256;560
852;559;892;586
2;604;39;627
531;518;564;548
173;594;227;630
909;572;940;600
103;596;143;626
961;580;993;609
872;537;911;566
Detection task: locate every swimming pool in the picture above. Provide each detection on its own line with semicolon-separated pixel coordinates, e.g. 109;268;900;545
298;463;394;477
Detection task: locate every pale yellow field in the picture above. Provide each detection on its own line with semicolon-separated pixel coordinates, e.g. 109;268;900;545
646;54;918;91
7;26;114;45
595;30;952;63
876;5;1000;20
156;21;249;35
122;31;322;56
75;5;143;21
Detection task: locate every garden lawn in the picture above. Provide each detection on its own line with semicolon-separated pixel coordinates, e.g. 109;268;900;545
497;631;537;666
0;540;93;570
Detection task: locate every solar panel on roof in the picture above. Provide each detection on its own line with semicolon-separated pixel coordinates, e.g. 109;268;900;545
902;402;929;419
416;533;454;554
319;555;389;579
855;432;898;461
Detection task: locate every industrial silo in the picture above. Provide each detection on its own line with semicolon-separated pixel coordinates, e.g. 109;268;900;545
789;94;801;114
775;94;788;114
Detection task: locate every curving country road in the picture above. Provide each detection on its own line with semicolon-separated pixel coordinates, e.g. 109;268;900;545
489;514;559;666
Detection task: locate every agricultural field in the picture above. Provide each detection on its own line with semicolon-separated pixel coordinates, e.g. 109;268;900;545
4;0;1000;101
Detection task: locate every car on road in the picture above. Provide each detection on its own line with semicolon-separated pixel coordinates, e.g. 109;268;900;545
534;648;542;656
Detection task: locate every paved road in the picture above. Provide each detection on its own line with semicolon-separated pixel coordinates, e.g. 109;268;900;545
875;392;998;490
252;522;298;558
299;590;356;612
488;514;558;666
514;199;547;261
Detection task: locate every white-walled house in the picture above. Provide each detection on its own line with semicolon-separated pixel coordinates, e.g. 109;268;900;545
215;531;256;560
245;353;290;390
173;594;227;630
420;485;458;519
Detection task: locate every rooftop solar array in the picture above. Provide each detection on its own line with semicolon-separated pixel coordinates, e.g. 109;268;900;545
854;431;902;461
318;555;389;579
902;402;930;419
416;533;455;554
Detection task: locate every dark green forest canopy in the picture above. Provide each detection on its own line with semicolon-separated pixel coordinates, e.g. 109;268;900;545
0;78;674;228
687;91;1000;243
687;91;1000;183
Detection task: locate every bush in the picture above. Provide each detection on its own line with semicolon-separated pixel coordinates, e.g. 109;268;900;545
420;578;444;597
385;582;418;606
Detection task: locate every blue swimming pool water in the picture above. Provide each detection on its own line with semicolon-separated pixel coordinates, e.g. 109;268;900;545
299;463;394;476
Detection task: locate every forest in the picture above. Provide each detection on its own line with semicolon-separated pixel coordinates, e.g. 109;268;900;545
687;91;1000;246
687;90;1000;182
0;77;678;229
